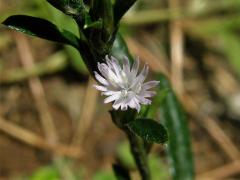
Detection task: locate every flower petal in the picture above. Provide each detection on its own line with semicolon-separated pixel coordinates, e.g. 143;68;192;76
137;64;149;83
140;91;156;97
102;90;118;96
94;71;109;86
133;98;141;112
93;85;107;91
131;57;139;77
104;92;121;104
122;56;131;74
113;99;123;110
94;55;158;113
136;95;152;105
110;56;122;73
98;63;109;79
143;81;159;90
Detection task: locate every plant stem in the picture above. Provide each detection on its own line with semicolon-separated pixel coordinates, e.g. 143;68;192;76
110;107;150;179
125;127;151;180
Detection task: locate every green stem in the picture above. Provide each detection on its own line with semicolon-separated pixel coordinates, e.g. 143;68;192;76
110;110;151;180
125;127;151;180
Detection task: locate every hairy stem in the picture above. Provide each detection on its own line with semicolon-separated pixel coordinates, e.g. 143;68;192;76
125;127;151;180
110;107;150;179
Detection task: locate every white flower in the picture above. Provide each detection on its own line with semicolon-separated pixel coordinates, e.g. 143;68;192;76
94;55;159;112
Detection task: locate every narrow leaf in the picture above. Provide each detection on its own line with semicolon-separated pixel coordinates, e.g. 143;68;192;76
128;118;168;144
46;0;68;13
111;33;134;64
114;0;137;23
2;15;79;48
157;73;194;180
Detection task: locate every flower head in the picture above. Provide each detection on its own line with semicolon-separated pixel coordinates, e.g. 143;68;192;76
94;55;159;112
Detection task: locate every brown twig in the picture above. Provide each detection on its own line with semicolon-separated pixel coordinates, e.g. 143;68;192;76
203;117;240;160
0;116;82;158
13;33;78;179
0;51;68;84
183;95;240;161
11;33;83;179
13;32;58;145
169;0;184;96
197;160;240;180
126;37;169;76
71;77;98;146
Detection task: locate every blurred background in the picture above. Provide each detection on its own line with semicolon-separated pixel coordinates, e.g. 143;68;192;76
1;0;240;179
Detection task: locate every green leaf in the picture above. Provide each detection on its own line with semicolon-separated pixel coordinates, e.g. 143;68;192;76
46;0;67;13
114;0;137;23
112;164;131;180
128;118;168;144
111;33;134;64
46;0;83;16
2;15;79;48
64;45;88;74
140;87;170;119
157;73;194;180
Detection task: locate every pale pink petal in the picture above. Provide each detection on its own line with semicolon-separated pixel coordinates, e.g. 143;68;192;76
136;95;152;105
137;65;149;83
93;85;107;91
122;56;131;74
143;81;159;90
94;55;158;113
133;98;141;112
104;92;121;103
94;71;109;86
102;91;119;96
141;91;156;97
113;99;123;110
131;57;139;77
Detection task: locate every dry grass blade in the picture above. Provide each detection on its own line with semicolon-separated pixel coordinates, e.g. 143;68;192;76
71;77;98;146
126;37;169;76
0;116;82;158
197;160;240;180
184;95;240;161
13;32;58;145
169;0;184;96
203;117;240;160
12;33;78;179
0;51;68;84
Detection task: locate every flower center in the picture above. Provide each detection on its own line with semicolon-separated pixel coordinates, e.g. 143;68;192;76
121;89;128;97
121;82;142;99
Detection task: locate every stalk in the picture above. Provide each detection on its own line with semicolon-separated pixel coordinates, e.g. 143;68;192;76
111;110;151;180
125;127;151;180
